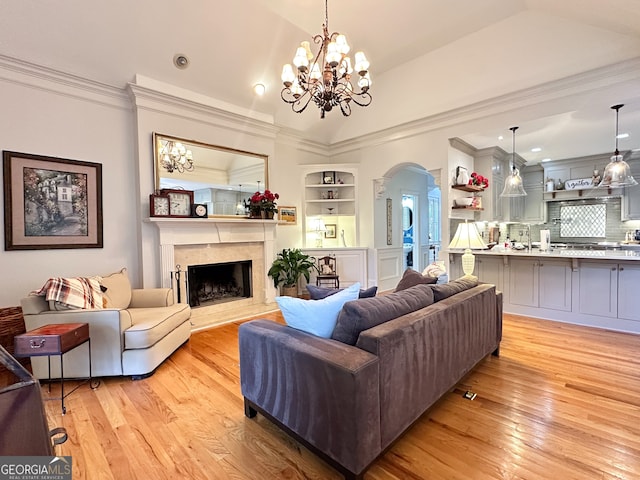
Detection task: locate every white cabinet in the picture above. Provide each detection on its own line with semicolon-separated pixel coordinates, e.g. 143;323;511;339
302;248;368;289
521;167;545;223
538;259;572;311
473;147;525;222
475;256;504;292
577;261;618;318
508;257;572;310
617;263;640;321
509;258;538;307
622;159;640;220
447;254;504;290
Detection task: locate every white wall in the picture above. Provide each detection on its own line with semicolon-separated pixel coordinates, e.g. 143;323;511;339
0;66;136;307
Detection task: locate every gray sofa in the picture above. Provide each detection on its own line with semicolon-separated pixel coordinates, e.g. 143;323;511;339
239;279;502;480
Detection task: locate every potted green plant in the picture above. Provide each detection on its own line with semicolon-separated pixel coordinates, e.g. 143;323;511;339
268;248;318;297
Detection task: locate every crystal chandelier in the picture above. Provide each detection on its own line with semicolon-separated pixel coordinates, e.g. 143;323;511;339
280;0;372;118
598;104;637;188
158;140;194;173
500;126;527;197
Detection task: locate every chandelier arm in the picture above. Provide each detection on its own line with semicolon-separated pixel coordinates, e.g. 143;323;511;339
281;87;315;114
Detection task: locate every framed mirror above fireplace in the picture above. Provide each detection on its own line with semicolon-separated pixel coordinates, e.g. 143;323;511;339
153;132;269;216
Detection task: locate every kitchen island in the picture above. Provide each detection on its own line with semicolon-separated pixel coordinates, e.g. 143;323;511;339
448;247;640;334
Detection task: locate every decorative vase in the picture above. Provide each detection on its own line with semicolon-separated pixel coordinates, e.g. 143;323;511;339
249;209;262;219
265;210;274;220
282;285;298;297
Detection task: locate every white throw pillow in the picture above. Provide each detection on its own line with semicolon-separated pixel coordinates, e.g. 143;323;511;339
276;283;361;338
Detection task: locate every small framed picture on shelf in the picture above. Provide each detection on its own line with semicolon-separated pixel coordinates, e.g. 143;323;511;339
322;171;335;184
324;223;337;239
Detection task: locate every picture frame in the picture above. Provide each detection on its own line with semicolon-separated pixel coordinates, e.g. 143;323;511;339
324;223;337;239
3;151;103;250
278;206;297;225
322;171;335;185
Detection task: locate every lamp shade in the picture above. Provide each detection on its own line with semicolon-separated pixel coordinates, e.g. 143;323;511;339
598;154;638;188
449;221;487;276
500;168;528;197
598;104;638;188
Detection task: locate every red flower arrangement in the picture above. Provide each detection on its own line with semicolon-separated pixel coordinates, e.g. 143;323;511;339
250;189;280;215
469;172;489;188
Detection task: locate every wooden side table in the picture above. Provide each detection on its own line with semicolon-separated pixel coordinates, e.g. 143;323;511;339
14;323;98;414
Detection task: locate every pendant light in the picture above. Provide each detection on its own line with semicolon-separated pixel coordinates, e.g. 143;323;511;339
500;126;527;197
598;104;637;188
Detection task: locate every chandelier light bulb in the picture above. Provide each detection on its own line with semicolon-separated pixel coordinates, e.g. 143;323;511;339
281;64;295;86
301;41;313;61
310;63;322;81
293;47;309;71
335;34;350;54
354;51;369;74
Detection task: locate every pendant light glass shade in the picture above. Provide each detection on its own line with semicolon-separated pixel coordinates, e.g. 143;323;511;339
598;104;637;188
500;126;527;197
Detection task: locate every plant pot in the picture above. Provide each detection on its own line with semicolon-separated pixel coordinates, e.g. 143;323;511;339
249;210;263;219
281;285;298;297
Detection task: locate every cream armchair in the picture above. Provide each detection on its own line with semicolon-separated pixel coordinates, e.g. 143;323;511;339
20;268;191;379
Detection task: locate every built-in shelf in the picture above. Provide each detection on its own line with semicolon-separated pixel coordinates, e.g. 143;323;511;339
451;184;485;193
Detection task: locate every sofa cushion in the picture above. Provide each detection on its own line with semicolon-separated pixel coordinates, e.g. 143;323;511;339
394;268;438;292
276;283;361;338
430;275;479;302
100;268;132;309
306;284;378;300
124;303;191;349
332;284;435;345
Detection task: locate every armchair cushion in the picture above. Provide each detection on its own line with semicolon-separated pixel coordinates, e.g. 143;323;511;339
124;303;191;349
100;268;132;309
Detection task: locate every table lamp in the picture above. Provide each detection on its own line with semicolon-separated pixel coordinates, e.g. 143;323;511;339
448;220;487;275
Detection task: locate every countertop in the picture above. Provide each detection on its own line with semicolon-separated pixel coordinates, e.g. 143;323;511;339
448;247;640;261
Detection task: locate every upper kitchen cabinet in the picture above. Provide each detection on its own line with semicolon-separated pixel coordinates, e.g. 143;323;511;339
472;145;526;223
622;157;640;220
521;165;545;223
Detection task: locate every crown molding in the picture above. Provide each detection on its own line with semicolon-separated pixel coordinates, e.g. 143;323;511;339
0;53;129;109
328;56;640;156
128;82;279;141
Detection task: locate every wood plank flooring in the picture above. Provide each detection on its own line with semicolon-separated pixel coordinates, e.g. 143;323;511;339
44;313;640;479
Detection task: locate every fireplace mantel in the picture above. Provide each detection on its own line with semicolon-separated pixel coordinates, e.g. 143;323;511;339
146;217;278;305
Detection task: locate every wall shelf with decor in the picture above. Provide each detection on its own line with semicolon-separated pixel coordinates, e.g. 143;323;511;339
451;184;485;193
303;167;359;248
451;206;484;211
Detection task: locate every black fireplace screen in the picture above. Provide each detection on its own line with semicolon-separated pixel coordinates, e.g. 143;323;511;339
187;260;252;307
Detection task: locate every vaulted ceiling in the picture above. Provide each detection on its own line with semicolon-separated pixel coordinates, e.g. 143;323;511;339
1;0;640;162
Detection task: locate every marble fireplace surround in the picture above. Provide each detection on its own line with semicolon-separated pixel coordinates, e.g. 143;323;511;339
149;218;278;324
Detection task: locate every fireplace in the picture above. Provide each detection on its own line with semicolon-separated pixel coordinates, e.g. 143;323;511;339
188;261;252;308
147;217;278;329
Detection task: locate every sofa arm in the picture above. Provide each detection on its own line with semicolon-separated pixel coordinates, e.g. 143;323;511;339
239;319;381;476
20;307;128;378
129;288;174;308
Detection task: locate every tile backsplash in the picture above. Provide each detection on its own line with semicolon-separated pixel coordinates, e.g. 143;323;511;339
510;197;627;243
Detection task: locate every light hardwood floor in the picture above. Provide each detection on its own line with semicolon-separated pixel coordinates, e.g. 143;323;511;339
44;313;640;479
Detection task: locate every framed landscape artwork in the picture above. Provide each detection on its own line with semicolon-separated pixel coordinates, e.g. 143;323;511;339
3;151;103;250
278;206;297;225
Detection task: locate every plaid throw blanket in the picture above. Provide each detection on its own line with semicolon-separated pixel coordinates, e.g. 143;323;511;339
33;276;104;310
